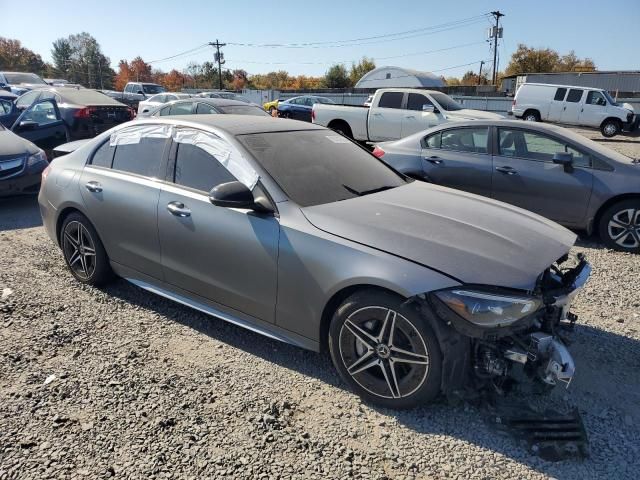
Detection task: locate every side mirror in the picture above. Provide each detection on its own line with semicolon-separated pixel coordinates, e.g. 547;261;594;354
16;120;38;131
422;104;435;113
209;181;257;209
553;152;574;173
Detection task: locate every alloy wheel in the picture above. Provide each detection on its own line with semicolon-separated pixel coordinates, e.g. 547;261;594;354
607;208;640;249
338;306;430;399
525;114;537;122
603;123;618;136
62;221;97;280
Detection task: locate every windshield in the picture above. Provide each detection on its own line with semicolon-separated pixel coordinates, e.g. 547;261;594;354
217;105;270;116
602;90;618;106
142;84;166;94
238;130;406;207
430;92;463;111
4;73;47;85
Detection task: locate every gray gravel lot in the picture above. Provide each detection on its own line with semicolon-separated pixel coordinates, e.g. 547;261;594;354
1;128;639;480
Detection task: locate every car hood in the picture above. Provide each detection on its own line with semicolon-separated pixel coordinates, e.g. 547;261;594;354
443;109;504;121
301;182;576;290
0;130;38;158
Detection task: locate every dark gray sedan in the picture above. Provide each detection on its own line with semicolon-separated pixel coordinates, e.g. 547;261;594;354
39;116;590;409
146;98;270;118
375;120;640;253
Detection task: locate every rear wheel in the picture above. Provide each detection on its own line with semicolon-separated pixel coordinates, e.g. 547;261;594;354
598;199;640;253
328;290;442;409
329;121;353;139
523;110;540;122
601;119;621;138
61;213;113;285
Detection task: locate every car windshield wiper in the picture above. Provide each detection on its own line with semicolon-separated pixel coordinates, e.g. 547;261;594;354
342;184;396;196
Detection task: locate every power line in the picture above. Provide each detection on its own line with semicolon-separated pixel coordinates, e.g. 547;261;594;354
147;44;210;65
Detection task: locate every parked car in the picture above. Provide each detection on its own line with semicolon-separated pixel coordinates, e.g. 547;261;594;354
0;71;48;95
512;83;637;138
198;91;254;104
312;88;502;141
278;96;335;122
375;119;640;253
39;115;590;409
263;98;280;115
0;122;50;197
137;92;193;116
148;98;270;117
0;97;69;151
12;87;134;140
107;82;167;109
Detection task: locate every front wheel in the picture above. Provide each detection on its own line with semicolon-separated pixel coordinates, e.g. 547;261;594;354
328;290;442;409
601;119;621;138
598;199;640;253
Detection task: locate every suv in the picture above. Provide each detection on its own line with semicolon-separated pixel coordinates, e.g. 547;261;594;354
512;83;637;137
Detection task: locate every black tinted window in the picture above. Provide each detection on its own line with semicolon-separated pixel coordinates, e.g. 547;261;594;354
112;137;166;177
196;103;218;114
90;139;115;168
238;130;406;207
554;88;567;101
174;143;236;192
566;89;583;103
407;93;433;111
378;92;403;109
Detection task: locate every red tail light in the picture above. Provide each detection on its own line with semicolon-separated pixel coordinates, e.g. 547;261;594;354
372;146;385;158
73;107;97;118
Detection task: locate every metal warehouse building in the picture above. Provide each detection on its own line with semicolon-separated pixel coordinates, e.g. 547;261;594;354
354;66;445;89
502;71;640;95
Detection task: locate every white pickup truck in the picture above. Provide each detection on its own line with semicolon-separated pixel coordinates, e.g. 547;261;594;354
312;88;503;142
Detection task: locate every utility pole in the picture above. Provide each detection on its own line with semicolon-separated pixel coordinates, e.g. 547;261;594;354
477;60;485;85
490;10;504;85
209;40;226;90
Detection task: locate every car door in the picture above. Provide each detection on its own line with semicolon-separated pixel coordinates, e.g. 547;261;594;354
547;87;567;122
368;91;405;141
79;124;171;279
491;126;594;225
559;88;584;124
421;126;493;197
158;128;279;322
288;98;304;120
401;93;440;137
580;91;609;127
11;99;68;150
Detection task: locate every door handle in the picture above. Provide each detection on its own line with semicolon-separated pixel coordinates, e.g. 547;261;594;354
404;115;415;119
85;181;102;193
495;166;518;175
372;112;382;117
167;201;191;217
425;156;442;165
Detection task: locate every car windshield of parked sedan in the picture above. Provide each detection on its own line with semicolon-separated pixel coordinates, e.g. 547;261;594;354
430;92;463;111
4;73;47;85
238;130;407;207
217;105;270;116
142;84;166;94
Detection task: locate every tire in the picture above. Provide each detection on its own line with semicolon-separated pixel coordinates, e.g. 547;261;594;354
328;290;442;409
60;212;113;285
601;119;621;138
597;199;640;253
523;110;540;122
269;106;276;116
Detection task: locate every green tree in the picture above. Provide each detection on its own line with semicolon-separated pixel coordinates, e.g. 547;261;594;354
324;64;351;88
505;44;597;76
349;57;375;85
557;51;596;72
0;37;46;74
51;33;114;88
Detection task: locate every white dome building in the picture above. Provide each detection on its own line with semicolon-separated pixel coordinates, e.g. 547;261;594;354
355;66;444;89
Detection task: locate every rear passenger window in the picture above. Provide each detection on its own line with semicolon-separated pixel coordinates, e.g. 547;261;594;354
554;88;567;101
196;103;218;114
440;128;488;154
566;89;583;103
378;92;403;109
174;142;236;192
169;103;193;115
112;137;166;178
90;139;115;168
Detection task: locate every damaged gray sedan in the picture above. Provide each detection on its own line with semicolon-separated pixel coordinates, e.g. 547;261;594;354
39;116;590;409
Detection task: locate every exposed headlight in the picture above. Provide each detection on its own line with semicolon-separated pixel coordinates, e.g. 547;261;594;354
27;150;48;167
433;289;542;327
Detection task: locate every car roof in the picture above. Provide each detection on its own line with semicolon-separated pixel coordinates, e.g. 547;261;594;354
30;86;125;105
168;98;253;107
136;114;325;135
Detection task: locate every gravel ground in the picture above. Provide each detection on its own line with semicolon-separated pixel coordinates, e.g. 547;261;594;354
1;129;639;480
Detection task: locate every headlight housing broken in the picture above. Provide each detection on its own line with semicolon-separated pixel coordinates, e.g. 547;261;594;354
433;288;542;328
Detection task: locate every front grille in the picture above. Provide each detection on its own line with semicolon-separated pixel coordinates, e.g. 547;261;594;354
0;155;26;180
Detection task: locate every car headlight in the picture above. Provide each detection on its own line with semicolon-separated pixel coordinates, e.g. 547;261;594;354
27;150;48;167
433;288;542;327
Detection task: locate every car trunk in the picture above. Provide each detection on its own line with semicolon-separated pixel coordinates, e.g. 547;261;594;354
73;105;132;138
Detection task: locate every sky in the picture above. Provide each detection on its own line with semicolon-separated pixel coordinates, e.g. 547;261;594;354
1;0;639;78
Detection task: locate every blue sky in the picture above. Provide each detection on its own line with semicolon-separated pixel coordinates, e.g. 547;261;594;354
2;0;638;78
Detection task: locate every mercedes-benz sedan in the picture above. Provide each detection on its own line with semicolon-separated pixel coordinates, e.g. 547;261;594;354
39;116;590;409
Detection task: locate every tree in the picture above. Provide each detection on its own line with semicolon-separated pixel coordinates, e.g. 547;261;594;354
0;37;47;74
324;64;351;88
505;44;597;76
349;57;375;85
51;33;114;89
558;51;596;72
231;69;248;90
444;76;461;86
460;70;489;86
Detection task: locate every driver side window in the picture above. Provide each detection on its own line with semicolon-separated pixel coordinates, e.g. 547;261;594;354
16;90;40;109
20;100;60;126
586;91;606;106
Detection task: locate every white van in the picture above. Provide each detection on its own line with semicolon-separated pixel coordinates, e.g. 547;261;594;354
512;83;636;137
